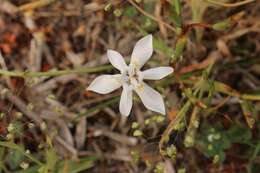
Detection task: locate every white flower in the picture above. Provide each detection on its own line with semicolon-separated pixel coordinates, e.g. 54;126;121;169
87;35;174;116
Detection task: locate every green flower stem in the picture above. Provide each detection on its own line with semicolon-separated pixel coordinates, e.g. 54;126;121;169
0;65;113;78
241;94;260;101
247;141;260;173
206;0;254;7
159;100;192;154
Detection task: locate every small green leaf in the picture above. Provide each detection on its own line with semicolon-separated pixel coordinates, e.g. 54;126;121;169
57;157;96;173
14;165;40;173
7;149;25;170
227;124;252;143
124;6;137;17
172;36;187;62
153;38;174;59
240;100;256;129
0;141;43;166
170;0;182;28
212;21;230;31
173;0;181;15
38;148;59;173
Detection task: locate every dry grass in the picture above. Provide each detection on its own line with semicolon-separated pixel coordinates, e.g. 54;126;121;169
0;0;259;172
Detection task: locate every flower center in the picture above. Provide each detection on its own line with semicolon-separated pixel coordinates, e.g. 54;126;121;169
122;66;143;88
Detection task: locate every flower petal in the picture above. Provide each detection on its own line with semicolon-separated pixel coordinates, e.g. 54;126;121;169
130;34;153;69
87;75;122;94
141;67;174;80
107;49;127;72
119;84;133;116
135;82;165;114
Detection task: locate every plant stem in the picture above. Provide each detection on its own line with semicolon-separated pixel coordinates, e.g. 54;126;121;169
206;0;255;7
0;65;113;78
18;0;57;11
241;94;260;101
127;0;176;33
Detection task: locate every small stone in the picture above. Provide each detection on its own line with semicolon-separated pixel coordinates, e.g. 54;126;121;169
47;94;56;100
207;134;214;142
40;122;47;131
28;123;35;129
0;88;9;96
6;133;14;140
177;168;186;173
113;9;122;17
145;160;152;168
184;135;194;147
133;130;143;137
155;115;165;123
193;120;199;128
25;149;31;154
104;3;112;11
20;162;29;169
26;103;34;111
15;112;23;119
155;162;164;173
130;150;140;163
0;112;5;119
7;123;15;132
144;118;151;125
213;155;220;164
213;133;221;140
207;144;213;151
166;144;177;159
131;122;139;129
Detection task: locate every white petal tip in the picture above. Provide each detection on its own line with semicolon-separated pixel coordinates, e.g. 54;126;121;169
86;87;96;92
159;110;166;115
106;49;115;56
148;106;165;115
145;34;153;43
146;34;152;39
86;86;92;91
169;67;174;74
119;107;131;116
130;34;153;68
155;106;165;115
120;112;130;117
164;66;174;73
